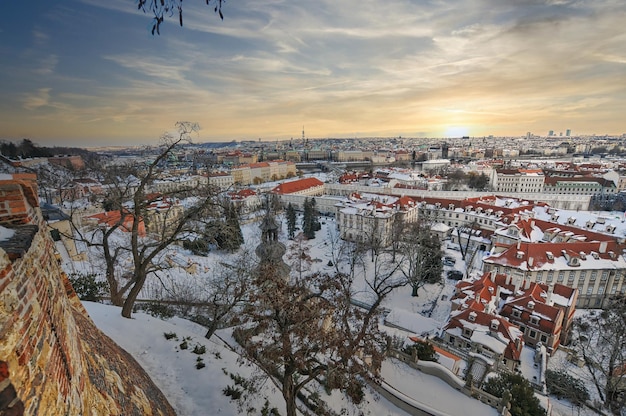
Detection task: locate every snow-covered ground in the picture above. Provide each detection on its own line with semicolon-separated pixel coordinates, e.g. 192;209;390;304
69;210;603;415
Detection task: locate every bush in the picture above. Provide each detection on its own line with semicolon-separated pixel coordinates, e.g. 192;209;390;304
141;302;175;319
483;372;546;416
192;344;206;355
402;341;439;362
163;332;177;340
67;273;107;302
223;385;242;400
195;357;205;369
180;340;188;350
545;369;589;405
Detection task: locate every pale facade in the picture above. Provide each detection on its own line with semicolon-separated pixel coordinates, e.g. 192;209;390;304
490;169;545;193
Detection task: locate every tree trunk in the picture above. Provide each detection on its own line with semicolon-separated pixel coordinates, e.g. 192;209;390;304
110;289;125;306
282;370;297;416
204;321;219;340
411;285;419;297
121;274;145;318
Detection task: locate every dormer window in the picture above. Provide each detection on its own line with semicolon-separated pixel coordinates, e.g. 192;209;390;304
528;300;535;309
490;319;500;330
591;252;600;260
469;311;477;321
463;327;473;338
569;257;579;266
516;251;524;259
546;252;554;260
530;316;540;325
513;309;521;318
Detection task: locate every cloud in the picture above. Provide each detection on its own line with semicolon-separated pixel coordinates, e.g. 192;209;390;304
22;88;52;110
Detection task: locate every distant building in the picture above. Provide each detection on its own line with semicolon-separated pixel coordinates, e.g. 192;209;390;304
490;168;545;194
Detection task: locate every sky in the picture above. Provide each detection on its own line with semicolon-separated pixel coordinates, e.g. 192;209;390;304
1;0;625;148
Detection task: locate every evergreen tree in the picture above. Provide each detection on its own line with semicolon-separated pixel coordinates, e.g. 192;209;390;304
301;198;313;239
286;203;296;239
224;201;244;250
483;372;546;416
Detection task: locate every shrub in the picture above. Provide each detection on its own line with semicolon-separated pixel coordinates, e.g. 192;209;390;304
180;340;188;350
545;369;589;405
67;273;107;302
163;332;177;340
402;340;439;362
192;344;206;355
223;385;242;400
483;372;546;416
195;357;205;369
141;302;175;319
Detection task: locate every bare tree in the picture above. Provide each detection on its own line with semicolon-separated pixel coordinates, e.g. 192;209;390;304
398;221;443;297
572;297;626;413
201;252;252;340
69;122;225;317
137;0;224;35
236;265;389;416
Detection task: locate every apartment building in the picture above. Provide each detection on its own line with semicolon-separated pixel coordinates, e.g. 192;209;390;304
483;240;626;309
490;168;545;193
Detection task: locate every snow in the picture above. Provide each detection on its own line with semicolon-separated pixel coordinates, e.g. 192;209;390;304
66;207;563;415
0;225;15;242
384;308;440;337
84;302;286;416
380;358;499;416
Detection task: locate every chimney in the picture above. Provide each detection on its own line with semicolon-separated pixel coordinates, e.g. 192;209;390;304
517;240;521;250
528;256;534;267
546;283;554;306
490;270;497;281
506;274;511;285
514;275;522;293
599;241;608;254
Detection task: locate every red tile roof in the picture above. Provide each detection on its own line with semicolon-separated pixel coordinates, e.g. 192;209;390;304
272;177;324;194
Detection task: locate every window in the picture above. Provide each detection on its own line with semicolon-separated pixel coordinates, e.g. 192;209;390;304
513;309;521;318
586;287;593;295
601;271;608;282
568;271;575;283
611;284;618;294
530;316;539;325
540;335;548;343
598;286;604;295
529;330;537;339
537;271;543;282
449;336;456;344
547;271;554;282
580;271;587;279
590;271;597;282
519;325;526;334
463;328;473;338
558;271;564;282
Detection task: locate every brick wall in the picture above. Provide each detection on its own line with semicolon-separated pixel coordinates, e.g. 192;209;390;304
0;174;175;416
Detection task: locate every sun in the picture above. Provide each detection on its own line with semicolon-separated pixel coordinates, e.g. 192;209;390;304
443;126;470;138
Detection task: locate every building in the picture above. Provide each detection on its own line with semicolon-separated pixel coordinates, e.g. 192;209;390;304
272;177;325;197
452;271;578;354
207;171;234;189
490;168;545;194
483;240;626;309
335;192;419;246
442;308;524;372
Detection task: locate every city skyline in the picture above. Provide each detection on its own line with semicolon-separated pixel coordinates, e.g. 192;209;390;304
1;0;625;147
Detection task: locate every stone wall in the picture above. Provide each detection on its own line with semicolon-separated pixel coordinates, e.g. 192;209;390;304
0;174;175;416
